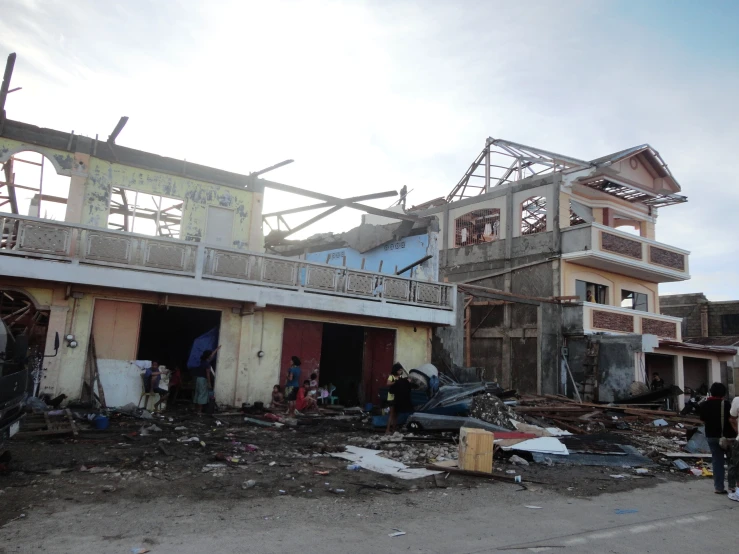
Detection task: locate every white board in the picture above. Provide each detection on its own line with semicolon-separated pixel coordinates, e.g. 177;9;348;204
97;359;146;408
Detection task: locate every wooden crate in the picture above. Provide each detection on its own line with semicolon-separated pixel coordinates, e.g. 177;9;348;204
458;427;494;474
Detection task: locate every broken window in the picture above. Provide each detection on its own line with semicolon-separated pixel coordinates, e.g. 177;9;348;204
576;279;608;305
569;200;592;226
520;196;546;235
108;188;183;238
454;208;500;247
621;290;648;312
0;152;70;220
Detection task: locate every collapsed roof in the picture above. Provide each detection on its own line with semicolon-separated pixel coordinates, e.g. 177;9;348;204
447;138;687;208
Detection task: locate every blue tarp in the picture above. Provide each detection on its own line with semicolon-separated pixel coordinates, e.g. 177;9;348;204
187;327;219;371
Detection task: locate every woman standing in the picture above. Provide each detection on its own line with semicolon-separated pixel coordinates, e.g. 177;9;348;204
285;356;302;416
699;382;737;494
194;345;221;415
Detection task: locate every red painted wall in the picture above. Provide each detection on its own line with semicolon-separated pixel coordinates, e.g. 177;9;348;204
362;327;396;405
279;319;323;387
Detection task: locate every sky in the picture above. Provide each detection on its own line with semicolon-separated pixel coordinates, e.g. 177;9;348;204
0;0;737;299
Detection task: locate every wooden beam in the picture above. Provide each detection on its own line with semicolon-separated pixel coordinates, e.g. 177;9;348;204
262;190;398;218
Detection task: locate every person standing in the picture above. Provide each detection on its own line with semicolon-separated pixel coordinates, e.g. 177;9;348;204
699;382;737;494
194;346;220;415
650;372;665;391
166;366;182;411
285;356;302;416
728;394;739;501
385;363;404;434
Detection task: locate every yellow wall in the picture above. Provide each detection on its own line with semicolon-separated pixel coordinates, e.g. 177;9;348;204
0;276;433;406
561;260;660;312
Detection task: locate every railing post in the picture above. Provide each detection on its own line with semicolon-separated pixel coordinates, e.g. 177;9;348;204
195;243;205;280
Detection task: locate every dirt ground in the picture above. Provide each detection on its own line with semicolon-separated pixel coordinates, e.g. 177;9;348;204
0;404;698;530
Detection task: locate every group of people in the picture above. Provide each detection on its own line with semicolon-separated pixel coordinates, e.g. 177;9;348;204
271;356;321;416
134;344;221;415
270;357;413;430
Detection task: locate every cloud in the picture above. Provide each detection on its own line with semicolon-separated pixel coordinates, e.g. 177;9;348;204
0;0;736;299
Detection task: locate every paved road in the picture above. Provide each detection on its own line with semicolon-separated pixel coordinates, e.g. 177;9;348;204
1;478;734;553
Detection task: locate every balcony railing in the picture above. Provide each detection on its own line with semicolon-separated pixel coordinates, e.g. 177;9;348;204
561;223;690;282
0;213;455;311
583;302;682;340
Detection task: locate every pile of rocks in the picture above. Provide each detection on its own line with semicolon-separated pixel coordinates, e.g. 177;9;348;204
469;394;522;429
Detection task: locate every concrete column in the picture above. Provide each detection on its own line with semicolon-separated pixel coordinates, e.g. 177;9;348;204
675;355;685;411
40;304;69;397
64;153;90;225
214;308;243;406
710;357;722;386
56;295;95;399
248;192;265;252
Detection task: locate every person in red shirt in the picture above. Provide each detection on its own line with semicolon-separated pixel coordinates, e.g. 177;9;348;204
166;366;182;411
295;380;318;414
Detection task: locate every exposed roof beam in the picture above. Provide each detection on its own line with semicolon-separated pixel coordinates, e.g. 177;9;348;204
107;116;129;144
262;190;398;218
258;178;419;222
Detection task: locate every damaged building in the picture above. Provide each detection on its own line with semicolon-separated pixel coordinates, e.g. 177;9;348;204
408;138;736;407
0;55;456;409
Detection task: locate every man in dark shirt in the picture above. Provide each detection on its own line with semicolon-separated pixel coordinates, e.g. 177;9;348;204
650;372;665;391
699;382;737;494
389;374;414;415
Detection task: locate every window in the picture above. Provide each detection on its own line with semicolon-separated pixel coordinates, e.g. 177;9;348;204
521;196;546;235
576;279;608;305
621;290;648;312
454;208;500;247
722;314;739;335
108;188;183;238
1;152;70;220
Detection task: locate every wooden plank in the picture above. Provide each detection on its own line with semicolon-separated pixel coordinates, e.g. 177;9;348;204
547;418;586;435
90;336;107;409
663;453;711;459
65;408;78;436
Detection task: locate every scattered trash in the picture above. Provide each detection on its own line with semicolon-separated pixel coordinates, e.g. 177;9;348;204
540;457;554;467
346;464;361;471
175;426;187;431
389;529;406;537
102;485;116;493
278;490;287;495
614;509;638;515
634;468;649;475
690;468;703;476
331;446;441;480
269;461;276;467
177;436;200;443
315;470;330;476
329;488;345;494
242;480;256;489
525;505;542;509
505;470;517;474
652;419;668;427
131;549;150;554
672;459;690;471
610;475;626;479
509;455;529;466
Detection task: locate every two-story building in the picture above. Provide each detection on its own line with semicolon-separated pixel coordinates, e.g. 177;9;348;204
415;138;736;406
0;116;456;408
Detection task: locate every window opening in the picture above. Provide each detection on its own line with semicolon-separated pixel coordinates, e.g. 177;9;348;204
621;290;648;312
108;188;183;238
454;208;500;246
521;196;546;235
721;314;739;335
576;279;608;305
0;153;70;220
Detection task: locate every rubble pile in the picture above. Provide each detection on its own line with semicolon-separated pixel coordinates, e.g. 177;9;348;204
470;394;522;429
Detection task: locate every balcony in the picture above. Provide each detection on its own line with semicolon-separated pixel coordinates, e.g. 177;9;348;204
583;302;683;340
0;214;456;325
561;223;689;283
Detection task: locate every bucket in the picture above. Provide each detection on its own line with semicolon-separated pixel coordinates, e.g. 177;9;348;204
93;415;110;430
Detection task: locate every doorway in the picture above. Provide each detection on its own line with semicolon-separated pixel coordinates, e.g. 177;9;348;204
137;304;222;371
684;357;709;393
279;318;396;406
320;324;365;405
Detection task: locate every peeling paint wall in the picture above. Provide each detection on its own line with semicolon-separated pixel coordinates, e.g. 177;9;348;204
0;137;261;251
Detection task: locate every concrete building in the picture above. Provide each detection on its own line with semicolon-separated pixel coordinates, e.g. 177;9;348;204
412;138;736;405
661;293;739;393
0;107;456;408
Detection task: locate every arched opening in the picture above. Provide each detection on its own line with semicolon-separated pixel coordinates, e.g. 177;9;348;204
0;152;71;220
454;208;500;246
520;196;546;236
0;288;50;394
